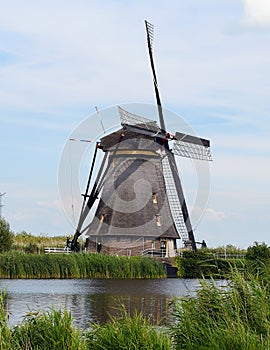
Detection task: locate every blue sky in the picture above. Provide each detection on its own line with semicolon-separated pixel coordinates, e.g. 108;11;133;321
1;0;269;248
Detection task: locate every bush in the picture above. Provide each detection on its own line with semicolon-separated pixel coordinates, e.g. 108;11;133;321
175;251;245;278
24;242;40;254
246;242;270;261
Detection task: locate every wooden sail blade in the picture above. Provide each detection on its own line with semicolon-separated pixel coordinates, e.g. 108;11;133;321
175;131;210;147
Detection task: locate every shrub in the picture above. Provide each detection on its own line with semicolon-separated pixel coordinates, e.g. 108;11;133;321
175;251;245;278
246;242;270;261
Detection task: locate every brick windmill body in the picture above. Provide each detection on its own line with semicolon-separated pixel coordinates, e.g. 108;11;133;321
70;22;212;257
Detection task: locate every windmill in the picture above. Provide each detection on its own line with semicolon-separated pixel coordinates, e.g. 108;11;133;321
69;21;212;256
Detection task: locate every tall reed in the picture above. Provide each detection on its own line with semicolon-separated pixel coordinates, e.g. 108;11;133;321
0;291;11;350
0;252;166;279
11;309;85;350
171;266;270;349
85;307;172;350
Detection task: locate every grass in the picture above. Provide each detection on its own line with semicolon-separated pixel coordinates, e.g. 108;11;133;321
0;252;167;279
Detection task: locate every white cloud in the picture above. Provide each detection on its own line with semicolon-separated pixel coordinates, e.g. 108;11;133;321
204;208;226;222
243;0;270;27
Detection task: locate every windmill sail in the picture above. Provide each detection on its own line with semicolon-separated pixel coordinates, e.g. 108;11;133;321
118;106;160;132
161;156;189;241
145;21;198;251
145;20;166;132
173;132;212;161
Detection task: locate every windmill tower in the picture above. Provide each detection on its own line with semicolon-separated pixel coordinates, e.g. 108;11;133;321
70;21;212;256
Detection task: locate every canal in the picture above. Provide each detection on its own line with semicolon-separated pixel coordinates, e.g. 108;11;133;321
0;278;204;328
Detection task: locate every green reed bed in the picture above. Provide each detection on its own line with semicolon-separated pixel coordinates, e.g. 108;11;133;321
86;308;172;350
0;252;166;279
10;309;83;350
171;266;270;350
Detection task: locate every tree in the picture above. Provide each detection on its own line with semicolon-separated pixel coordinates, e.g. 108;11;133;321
0;218;14;252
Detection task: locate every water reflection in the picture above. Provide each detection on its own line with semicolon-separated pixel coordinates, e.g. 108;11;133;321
87;294;172;325
0;278;201;328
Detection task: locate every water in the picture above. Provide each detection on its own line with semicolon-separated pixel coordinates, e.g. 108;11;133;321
0;278;202;328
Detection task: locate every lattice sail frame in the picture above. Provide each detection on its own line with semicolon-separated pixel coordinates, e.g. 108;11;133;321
161;155;189;241
145;21;154;53
173;140;212;161
118;106;160;132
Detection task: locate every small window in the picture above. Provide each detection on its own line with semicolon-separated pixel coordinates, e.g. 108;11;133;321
152;192;157;204
112;158;115;168
101;214;105;223
156;214;161;226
